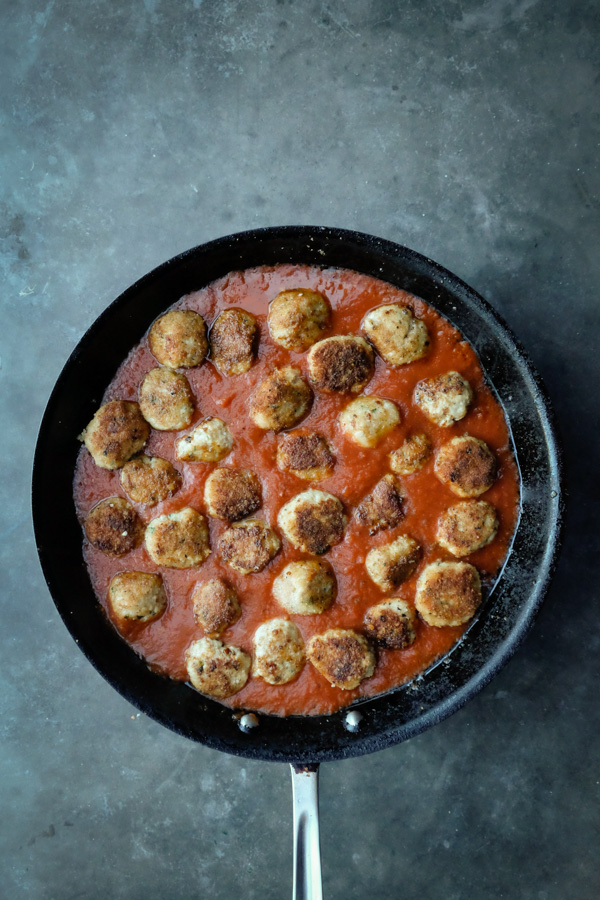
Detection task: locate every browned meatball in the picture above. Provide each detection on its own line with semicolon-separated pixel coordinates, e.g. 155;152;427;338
84;497;144;557
362;304;429;366
192;578;241;636
108;571;167;623
307;335;374;393
415;560;482;626
435;435;498;498
253;619;306;685
204;468;262;522
145;507;211;568
79;400;150;470
139;367;195;431
307;629;375;690
120;455;181;506
364;598;417;649
365;534;421;592
186;637;251;698
276;430;335;482
437;500;499;556
218;519;281;574
356;474;404;535
210;308;258;375
148;310;208;368
268;288;331;350
413;371;473;427
249;366;312;432
389;433;433;475
278;489;347;555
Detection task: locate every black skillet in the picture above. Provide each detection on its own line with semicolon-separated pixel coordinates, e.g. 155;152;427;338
32;226;563;899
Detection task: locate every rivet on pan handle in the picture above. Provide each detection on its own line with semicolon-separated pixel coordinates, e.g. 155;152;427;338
291;763;322;900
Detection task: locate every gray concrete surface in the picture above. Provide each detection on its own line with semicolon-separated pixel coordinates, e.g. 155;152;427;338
2;1;599;897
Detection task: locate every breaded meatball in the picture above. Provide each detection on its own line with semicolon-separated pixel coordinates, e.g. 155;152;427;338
148;310;208;368
120;455;181;506
79;400;150;470
276;430;335;482
176;417;233;463
365;534;421;592
362;304;429;366
145;507;210;568
437;500;499;556
278;489;347;555
356;474;404;535
307;629;376;690
272;559;336;615
413;371;473;427
307;335;374;393
218;518;281;574
253;619;305;685
268;288;331;351
204;467;262;522
249;366;312;432
389;433;433;475
192;578;241;636
84;497;144;557
139;367;195;431
108;571;167;623
186;637;251;699
435;435;498;498
415;560;482;627
210;308;258;376
364;598;416;650
338;396;400;448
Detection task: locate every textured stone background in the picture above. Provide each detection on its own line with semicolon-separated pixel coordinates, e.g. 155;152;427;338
2;1;599;897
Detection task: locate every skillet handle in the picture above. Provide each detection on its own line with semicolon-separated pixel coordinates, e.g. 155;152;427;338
290;763;323;900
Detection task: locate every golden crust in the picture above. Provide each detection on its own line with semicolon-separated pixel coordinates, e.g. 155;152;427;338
278;489;347;555
252;618;305;685
148;310;208;368
249;366;312;432
120;455;181;506
84;497;144;557
79;400;150;470
307;629;375;690
435;435;498;498
145;507;210;568
389;433;433;475
268;288;331;350
362;304;429;366
210;308;258;375
413;371;473;427
108;571;167;622
192;578;241;636
364;598;416;649
186;637;251;698
415;560;482;626
365;534;421;592
218;519;281;574
437;500;499;556
307;335;374;393
139;367;195;431
204;468;262;522
276;430;335;481
356;474;404;535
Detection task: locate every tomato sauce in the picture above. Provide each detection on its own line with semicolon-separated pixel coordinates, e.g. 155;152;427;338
73;265;519;717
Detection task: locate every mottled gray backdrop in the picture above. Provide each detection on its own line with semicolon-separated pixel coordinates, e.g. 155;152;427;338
2;1;599;898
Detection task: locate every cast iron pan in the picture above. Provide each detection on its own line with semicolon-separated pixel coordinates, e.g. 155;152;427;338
32;226;563;765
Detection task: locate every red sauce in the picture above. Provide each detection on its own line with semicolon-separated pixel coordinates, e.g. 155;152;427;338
73;265;519;716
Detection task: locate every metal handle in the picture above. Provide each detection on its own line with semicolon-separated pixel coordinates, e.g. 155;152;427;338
290;763;323;900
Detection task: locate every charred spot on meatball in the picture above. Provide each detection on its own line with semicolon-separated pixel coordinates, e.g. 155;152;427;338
437;500;499;556
413;371;473;427
192;578;241;636
84;497;144;557
356;474;404;535
218;519;281;574
272;559;336;615
389;433;433;475
148;309;208;368
276;430;335;481
253;619;306;685
120;455;181;506
145;507;210;568
338;396;400;448
139;367;195;431
204;467;262;522
249;366;312;432
364;598;417;650
435;435;498;498
415;560;482;627
268;288;331;351
108;571;167;623
307;629;376;690
186;637;251;698
278;489;346;555
79;400;150;470
362;304;429;366
365;534;421;592
210;308;258;376
307;335;374;394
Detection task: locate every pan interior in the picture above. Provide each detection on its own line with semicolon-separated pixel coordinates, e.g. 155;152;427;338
32;226;562;764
